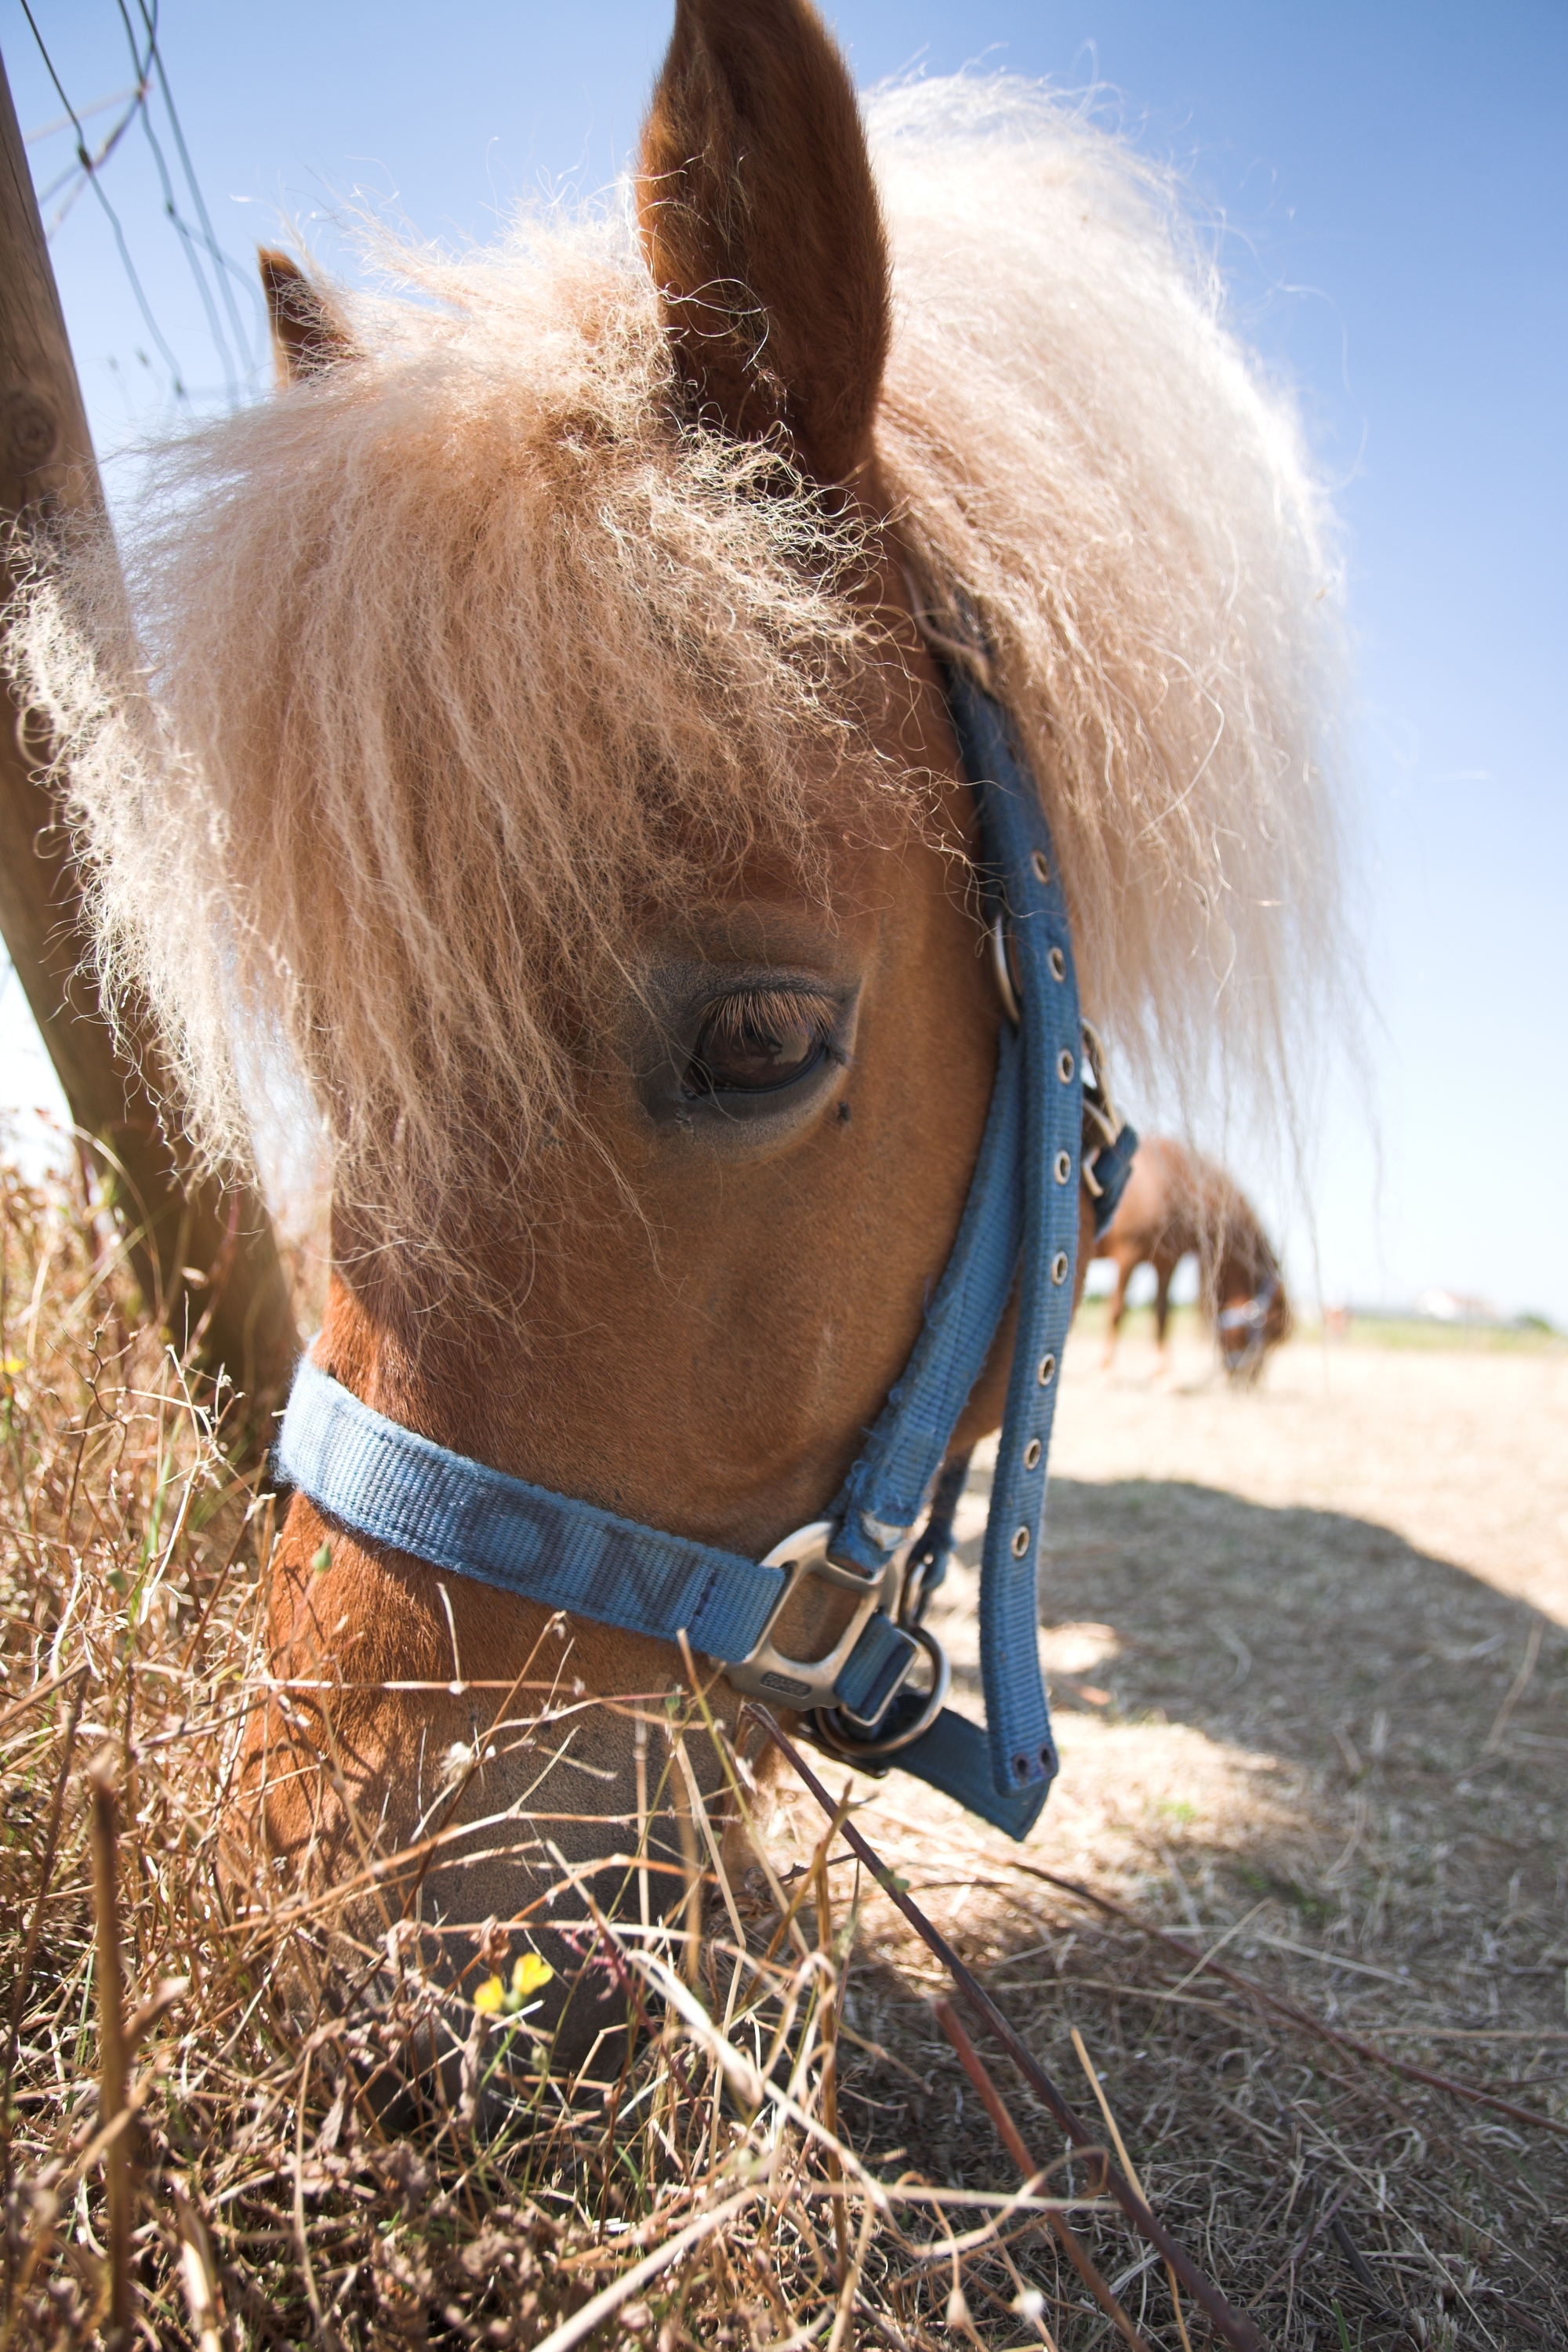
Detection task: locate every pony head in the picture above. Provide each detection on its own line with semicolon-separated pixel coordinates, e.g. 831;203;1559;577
7;0;1342;2045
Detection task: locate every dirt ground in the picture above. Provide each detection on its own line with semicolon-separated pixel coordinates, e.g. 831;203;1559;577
763;1312;1568;2347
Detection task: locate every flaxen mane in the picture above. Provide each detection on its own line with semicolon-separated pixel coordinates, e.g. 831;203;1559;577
869;79;1340;1102
9;74;1341;1297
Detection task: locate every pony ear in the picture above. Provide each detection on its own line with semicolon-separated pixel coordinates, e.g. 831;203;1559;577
258;249;356;386
636;0;890;489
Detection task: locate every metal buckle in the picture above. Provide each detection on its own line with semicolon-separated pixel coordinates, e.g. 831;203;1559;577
1079;1019;1124;1198
1080;1019;1120;1145
719;1519;909;1715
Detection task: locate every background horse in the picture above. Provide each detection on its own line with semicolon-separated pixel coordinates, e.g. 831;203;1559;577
11;0;1338;2045
1093;1135;1293;1380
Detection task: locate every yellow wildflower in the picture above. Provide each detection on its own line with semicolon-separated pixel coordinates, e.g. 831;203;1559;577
472;1950;554;2016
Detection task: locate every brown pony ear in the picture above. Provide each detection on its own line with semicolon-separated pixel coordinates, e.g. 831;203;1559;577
637;0;890;489
258;249;356;386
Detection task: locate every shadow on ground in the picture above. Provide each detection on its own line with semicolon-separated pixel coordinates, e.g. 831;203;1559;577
1037;1474;1565;1937
801;1475;1568;2348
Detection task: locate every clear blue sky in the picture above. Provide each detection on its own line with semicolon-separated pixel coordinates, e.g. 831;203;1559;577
3;2;1565;1320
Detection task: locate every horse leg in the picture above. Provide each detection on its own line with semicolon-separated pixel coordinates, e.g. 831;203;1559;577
1102;1257;1133;1370
1152;1258;1175;1379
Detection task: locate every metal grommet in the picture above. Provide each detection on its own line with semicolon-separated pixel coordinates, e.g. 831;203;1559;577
1011;1524;1031;1558
1037;1352;1057;1386
1023;1437;1042;1471
1057;1047;1075;1084
1048;946;1065;982
1050;1250;1069;1285
1053;1149;1072;1185
1031;848;1051;885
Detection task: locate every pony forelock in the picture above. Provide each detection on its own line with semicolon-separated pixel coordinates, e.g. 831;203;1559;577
8;73;1345;1307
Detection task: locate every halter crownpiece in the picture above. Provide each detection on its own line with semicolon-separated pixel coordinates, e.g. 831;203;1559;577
277;667;1137;1839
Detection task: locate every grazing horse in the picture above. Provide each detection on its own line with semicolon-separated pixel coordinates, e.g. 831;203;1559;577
1093;1137;1292;1381
13;0;1337;2049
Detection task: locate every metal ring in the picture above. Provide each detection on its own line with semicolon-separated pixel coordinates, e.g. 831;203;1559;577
1023;1437;1041;1470
1053;1149;1072;1185
989;914;1021;1026
1011;1524;1031;1558
810;1626;952;1760
1048;946;1066;982
1031;848;1051;885
1037;1352;1057;1385
1057;1047;1075;1084
1050;1250;1069;1285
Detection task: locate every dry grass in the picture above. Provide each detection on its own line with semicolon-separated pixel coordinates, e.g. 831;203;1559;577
3;1150;1564;2350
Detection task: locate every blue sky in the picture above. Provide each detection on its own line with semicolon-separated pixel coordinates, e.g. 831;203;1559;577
3;2;1565;1319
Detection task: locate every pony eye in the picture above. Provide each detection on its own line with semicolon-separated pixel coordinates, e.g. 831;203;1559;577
685;991;835;1097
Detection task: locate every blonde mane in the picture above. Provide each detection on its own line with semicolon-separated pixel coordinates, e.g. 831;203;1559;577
868;77;1341;1113
9;74;1341;1293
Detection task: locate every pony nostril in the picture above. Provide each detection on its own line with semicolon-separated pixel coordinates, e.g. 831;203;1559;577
1040;1744;1053;1768
1013;1753;1030;1781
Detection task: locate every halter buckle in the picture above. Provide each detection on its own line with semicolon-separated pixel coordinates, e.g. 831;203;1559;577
719;1518;922;1723
1078;1019;1123;1197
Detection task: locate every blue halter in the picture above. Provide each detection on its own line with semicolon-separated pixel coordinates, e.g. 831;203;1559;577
277;663;1136;1839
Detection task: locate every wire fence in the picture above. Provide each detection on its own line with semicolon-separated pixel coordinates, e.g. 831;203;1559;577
16;0;267;418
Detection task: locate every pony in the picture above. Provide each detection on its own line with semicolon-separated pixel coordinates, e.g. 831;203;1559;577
1092;1136;1293;1381
9;0;1339;2052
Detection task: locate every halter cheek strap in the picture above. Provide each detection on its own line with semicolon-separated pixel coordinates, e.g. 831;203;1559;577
276;669;1137;1841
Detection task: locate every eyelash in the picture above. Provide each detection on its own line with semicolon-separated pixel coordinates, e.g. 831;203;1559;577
702;989;839;1050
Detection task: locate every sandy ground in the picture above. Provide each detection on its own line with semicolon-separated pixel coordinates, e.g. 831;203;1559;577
1051;1320;1568;1620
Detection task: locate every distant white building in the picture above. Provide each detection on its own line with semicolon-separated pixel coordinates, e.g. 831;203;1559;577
1415;1287;1504;1327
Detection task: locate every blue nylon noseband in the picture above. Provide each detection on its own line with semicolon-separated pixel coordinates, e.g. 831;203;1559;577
277;664;1136;1840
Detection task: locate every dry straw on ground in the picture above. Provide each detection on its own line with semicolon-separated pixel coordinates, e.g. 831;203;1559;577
2;1151;1564;2350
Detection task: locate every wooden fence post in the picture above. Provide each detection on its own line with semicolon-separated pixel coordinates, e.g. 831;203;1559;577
0;56;298;1406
